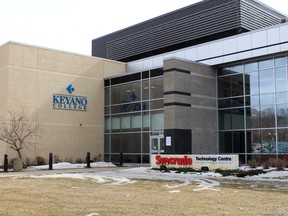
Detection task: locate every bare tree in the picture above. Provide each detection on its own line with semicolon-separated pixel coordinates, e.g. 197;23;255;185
0;110;42;159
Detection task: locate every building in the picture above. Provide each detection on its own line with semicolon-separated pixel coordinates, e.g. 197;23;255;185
0;42;125;162
93;0;288;164
1;0;288;164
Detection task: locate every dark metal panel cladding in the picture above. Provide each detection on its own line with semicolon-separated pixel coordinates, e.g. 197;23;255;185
92;0;287;62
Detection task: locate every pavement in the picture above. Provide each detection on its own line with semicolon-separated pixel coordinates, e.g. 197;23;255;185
0;165;137;178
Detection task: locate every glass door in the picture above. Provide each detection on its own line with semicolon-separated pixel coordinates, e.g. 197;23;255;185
150;135;164;154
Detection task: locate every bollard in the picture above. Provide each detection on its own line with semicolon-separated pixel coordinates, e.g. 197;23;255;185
49;153;53;170
86;152;91;168
4;154;8;172
119;152;123;167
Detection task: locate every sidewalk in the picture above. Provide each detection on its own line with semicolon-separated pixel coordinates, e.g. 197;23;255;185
0;165;133;178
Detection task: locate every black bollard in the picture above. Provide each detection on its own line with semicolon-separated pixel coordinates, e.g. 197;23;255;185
86;152;91;168
4;154;8;172
49;153;53;170
119;152;123;167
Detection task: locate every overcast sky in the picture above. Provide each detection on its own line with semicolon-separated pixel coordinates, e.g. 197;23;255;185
0;0;287;56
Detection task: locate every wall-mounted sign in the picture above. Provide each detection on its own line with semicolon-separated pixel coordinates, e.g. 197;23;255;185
151;154;239;170
52;84;88;112
166;136;171;146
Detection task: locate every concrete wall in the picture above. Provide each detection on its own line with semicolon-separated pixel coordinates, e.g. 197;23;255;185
0;42;126;163
163;58;218;154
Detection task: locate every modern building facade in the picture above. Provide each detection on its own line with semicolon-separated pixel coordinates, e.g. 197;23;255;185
93;0;288;164
1;0;288;164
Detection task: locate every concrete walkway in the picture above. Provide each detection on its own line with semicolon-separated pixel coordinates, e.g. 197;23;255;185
0;166;134;178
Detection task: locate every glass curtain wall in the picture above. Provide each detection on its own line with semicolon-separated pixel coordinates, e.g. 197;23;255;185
218;55;288;163
104;69;164;163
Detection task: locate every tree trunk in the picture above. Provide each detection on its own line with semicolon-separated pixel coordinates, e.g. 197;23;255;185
16;149;22;159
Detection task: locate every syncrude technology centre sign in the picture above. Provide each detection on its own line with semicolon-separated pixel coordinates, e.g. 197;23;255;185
151;154;239;170
52;84;88;111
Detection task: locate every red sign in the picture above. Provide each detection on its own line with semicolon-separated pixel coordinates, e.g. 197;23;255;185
156;155;193;166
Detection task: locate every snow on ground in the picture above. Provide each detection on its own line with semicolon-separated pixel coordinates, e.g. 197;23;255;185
25;163;288;192
25;162;116;170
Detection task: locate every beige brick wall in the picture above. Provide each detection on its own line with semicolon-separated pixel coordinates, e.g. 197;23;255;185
0;42;126;163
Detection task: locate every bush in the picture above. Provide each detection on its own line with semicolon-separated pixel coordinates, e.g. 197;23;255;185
53;155;61;163
215;169;240;177
93;153;102;162
159;165;170;173
275;159;285;171
35;156;47;165
64;157;74;163
262;161;270;169
236;169;266;178
75;157;83;164
248;159;258;168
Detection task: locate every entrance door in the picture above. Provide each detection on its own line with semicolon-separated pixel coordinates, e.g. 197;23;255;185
150;135;165;154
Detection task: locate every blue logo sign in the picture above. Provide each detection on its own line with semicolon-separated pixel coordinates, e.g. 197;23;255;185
66;84;75;94
52;84;88;112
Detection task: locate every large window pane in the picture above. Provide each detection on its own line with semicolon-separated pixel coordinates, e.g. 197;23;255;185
277;129;288;153
232;131;245;153
111;116;120;132
244;62;258;72
275;67;287;92
231;74;243;96
231;108;244;129
111;134;121;153
247;130;261;153
219;110;231;130
245;72;259;95
130;133;141;153
277;104;288;127
276;92;288;104
274;56;286;66
260;106;275;128
142;133;149;153
142;80;149;100
105;117;110;133
111;86;121;104
259;69;274;94
142;112;150;131
246;107;260;129
131;113;141;131
218;76;231;98
259;59;273;69
150;78;163;99
260;94;274;106
105;88;110;106
121;115;131;132
151;111;164;131
261;129;276;153
219;132;232;153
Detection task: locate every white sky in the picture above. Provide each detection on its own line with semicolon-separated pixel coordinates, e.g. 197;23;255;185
0;0;287;56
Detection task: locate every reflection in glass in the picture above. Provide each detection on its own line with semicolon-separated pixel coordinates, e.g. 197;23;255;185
142;80;149;100
260;94;274;106
275;67;287;92
277;129;288;153
150;78;163;99
260;106;275;128
245;72;259;95
219;110;231;130
231;108;244;129
246;107;260;129
244;62;258;72
277;104;288;127
274;56;286;66
261;129;276;153
259;69;274;94
218;76;231;98
259;59;273;69
231;74;243;96
248;130;261;153
151;111;164;131
276;92;288;104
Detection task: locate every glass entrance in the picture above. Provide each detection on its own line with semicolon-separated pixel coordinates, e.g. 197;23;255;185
150;135;164;154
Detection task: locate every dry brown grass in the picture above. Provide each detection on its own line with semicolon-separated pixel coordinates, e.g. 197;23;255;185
0;177;287;216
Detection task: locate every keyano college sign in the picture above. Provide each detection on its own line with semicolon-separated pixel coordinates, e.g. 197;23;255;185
52;84;88;111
